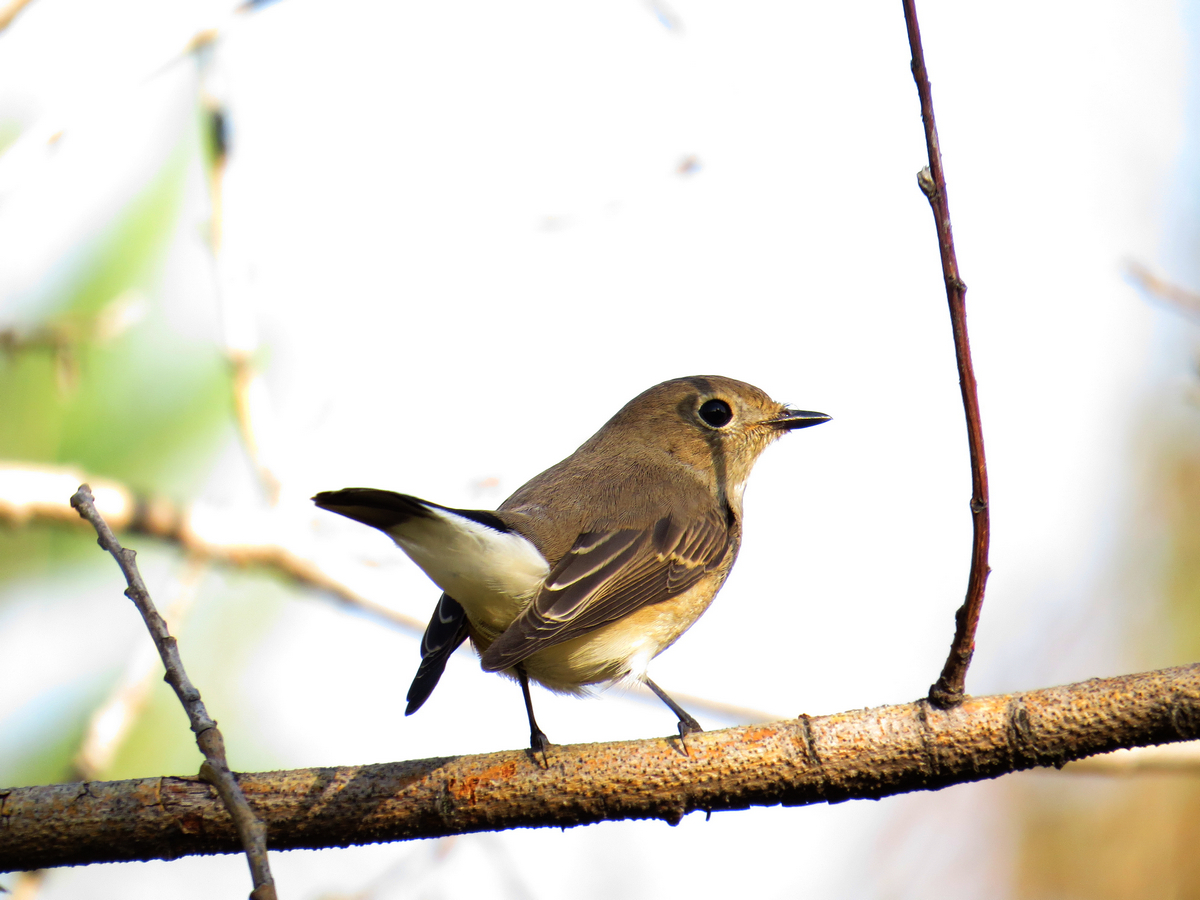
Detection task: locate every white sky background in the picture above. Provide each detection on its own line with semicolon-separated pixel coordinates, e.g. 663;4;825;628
0;0;1194;897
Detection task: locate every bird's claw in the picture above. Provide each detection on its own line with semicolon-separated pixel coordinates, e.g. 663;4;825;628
530;729;551;767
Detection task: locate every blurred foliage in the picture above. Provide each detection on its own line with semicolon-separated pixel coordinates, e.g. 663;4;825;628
0;104;231;586
0;525;97;590
1162;448;1200;662
1012;774;1200;900
0;97;239;789
0;136;230;498
0;119;18;156
1009;430;1200;898
0;658;118;790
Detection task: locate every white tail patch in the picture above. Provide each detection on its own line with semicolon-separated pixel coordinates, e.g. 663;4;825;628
385;506;549;634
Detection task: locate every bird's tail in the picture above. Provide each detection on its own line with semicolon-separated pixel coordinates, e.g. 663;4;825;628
406;592;470;715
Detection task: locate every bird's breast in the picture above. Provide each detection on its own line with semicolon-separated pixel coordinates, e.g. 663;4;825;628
517;546;737;693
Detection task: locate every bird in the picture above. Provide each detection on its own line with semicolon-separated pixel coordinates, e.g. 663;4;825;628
313;375;829;753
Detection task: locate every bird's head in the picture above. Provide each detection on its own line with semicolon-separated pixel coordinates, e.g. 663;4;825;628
587;375;830;502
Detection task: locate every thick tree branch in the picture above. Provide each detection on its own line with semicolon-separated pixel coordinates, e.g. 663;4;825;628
3;663;1198;872
902;0;991;708
68;485;277;900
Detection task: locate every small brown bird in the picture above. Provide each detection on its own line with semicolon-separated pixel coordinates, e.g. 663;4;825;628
313;376;829;752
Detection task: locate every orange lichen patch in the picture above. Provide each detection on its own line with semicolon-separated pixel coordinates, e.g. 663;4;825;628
738;727;776;743
446;761;518;805
478;762;517;782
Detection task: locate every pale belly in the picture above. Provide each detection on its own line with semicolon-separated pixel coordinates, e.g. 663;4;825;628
470;574;727;694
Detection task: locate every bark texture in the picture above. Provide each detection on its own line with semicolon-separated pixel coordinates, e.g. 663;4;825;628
3;663;1198;872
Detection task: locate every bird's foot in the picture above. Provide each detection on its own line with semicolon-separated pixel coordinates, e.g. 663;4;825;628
676;716;703;756
529;728;551;767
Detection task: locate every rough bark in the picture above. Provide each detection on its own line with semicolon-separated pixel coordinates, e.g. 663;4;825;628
3;663;1198;873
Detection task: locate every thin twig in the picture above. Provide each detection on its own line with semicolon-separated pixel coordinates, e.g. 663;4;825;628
75;555;210;780
0;0;35;33
199;84;284;505
227;350;283;504
69;485;278;900
1;294;147;394
7;558;209;900
1126;260;1200;321
902;0;991;709
0;325;78;392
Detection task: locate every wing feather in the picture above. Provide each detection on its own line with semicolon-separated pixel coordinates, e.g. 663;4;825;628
479;510;731;671
546;530;643;591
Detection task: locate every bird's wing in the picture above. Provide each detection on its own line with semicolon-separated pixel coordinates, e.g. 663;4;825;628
479;509;732;671
405;593;470;715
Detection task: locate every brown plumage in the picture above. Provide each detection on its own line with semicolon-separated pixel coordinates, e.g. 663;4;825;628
314;375;829;751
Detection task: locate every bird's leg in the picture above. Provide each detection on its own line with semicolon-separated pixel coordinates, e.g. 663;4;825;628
517;666;550;762
644;677;702;750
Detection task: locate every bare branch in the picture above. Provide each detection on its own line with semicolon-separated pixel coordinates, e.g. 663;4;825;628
0;461;426;634
68;485;277;900
7;558;210;898
3;663;1199;872
226;349;283;504
0;325;79;392
1126;260;1200;321
74;555;209;780
0;0;35;33
901;0;991;709
198;86;285;506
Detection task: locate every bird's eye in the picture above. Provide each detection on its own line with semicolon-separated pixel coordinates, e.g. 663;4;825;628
698;398;733;428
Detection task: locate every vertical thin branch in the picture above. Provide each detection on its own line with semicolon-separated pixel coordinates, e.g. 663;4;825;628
75;555;209;780
70;485;278;900
9;558;209;900
901;0;991;709
200;86;283;505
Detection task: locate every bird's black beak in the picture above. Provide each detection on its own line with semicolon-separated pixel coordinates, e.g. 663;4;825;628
771;409;832;431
